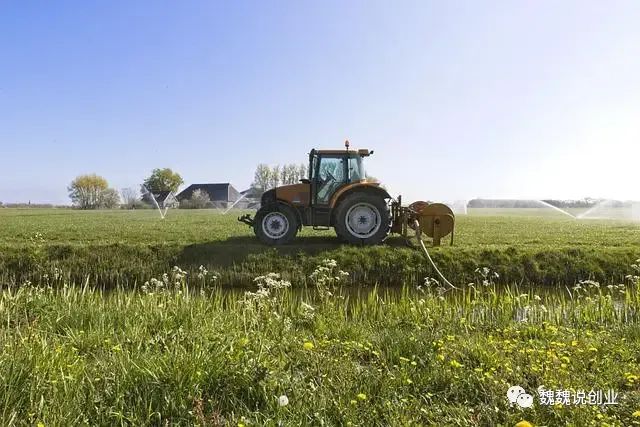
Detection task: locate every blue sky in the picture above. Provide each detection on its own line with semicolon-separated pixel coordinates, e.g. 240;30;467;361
1;1;639;204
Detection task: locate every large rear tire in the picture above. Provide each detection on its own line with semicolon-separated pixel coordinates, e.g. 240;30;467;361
254;204;299;245
334;192;390;245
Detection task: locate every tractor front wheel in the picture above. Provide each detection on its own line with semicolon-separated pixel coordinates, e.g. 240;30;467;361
254;204;298;245
334;193;390;245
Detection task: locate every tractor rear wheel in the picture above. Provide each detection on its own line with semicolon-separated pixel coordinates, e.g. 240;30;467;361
254;204;298;245
334;192;390;245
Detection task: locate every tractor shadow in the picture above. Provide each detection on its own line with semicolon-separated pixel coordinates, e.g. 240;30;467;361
177;235;411;267
177;235;342;267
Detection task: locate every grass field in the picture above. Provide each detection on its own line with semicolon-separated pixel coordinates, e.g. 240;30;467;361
0;208;639;287
1;208;640;425
1;208;639;247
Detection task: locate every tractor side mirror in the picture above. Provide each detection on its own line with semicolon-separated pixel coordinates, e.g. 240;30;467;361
299;179;310;184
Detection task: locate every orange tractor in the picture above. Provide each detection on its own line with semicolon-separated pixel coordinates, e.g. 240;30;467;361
239;141;455;246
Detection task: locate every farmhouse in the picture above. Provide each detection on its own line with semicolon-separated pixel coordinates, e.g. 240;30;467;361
176;183;241;208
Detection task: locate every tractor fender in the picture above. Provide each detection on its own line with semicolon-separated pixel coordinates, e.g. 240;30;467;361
329;184;392;226
330;183;392;209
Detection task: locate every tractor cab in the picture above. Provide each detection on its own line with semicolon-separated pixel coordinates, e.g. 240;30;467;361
307;144;373;206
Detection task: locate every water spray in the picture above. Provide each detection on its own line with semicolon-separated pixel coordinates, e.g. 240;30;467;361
577;199;640;221
141;185;169;219
221;192;249;215
536;200;576;219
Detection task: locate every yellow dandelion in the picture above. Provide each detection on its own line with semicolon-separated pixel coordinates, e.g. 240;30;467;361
357;393;367;401
632;410;640;417
449;360;463;369
515;421;533;427
303;341;314;350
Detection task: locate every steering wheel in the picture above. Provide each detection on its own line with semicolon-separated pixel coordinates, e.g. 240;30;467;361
324;169;336;182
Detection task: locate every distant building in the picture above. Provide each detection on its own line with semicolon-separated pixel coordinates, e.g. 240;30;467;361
154;191;178;208
142;190;178;208
176;183;241;208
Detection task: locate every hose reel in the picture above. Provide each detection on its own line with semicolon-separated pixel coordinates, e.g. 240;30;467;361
391;198;455;246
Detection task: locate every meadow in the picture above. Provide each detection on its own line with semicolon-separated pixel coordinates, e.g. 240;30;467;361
1;208;640;426
0;208;638;288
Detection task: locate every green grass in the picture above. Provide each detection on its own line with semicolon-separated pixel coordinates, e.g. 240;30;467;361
1;208;639;248
2;210;640;425
0;208;639;287
0;265;639;426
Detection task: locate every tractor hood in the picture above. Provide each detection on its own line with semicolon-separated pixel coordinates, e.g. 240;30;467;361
275;183;310;207
260;183;311;207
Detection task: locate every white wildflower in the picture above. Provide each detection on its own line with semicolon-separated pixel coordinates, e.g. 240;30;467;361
278;395;289;407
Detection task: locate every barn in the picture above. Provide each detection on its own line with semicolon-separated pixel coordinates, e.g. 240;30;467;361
176;183;241;208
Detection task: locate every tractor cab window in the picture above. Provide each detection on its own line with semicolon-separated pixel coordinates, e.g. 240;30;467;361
315;156;346;204
348;156;365;181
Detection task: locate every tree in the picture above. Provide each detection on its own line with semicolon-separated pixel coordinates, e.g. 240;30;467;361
120;188;139;209
180;189;211;209
250;163;309;196
281;164;300;185
298;163;308;181
251;164;272;194
142;168;184;195
68;174;118;209
100;188;121;209
270;165;281;189
191;189;211;209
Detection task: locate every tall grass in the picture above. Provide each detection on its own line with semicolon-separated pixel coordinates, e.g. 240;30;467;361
1;261;639;425
1;243;638;289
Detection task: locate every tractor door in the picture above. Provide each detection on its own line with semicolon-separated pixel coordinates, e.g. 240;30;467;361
310;154;348;226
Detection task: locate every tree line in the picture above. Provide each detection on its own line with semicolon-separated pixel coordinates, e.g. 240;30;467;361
250;163;307;194
67;163;307;209
68;168;184;210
